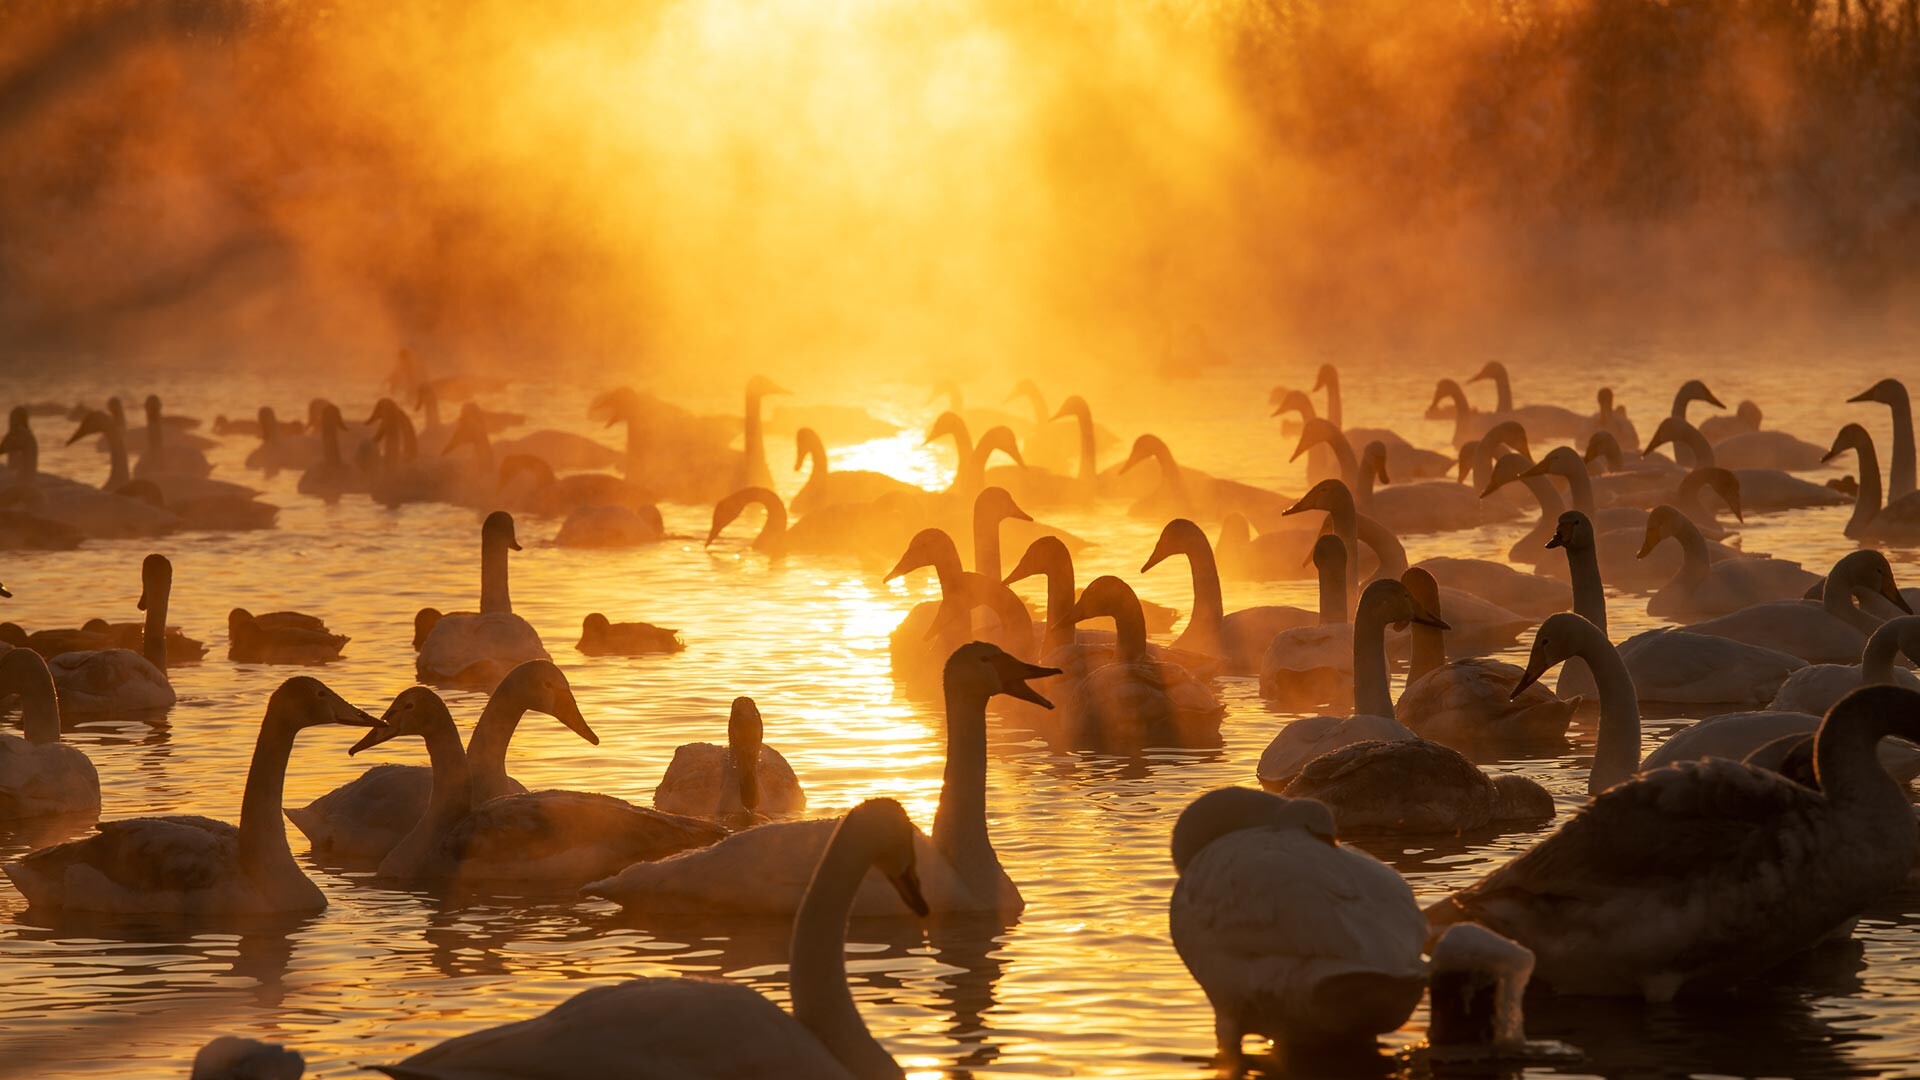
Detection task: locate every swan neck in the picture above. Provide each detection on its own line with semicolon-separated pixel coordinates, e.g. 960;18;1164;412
105;422;130;490
237;717;302;883
1316;555;1346;627
320;416;342;466
790;820;898;1079
1323;377;1343;428
1075;410;1096;482
1849;438;1883;534
1043;562;1074;652
480;536;512;614
1492;370;1513;413
971;508;1001;582
755;494;789;553
1408;621;1443;684
1566;544;1608;634
1862;624;1904;683
1522;474;1564;520
143;581;168;670
1351;602;1395;719
1671;520;1711;588
463;694;527;799
1890;389;1916;500
1182;546;1226;643
1816;713;1913;815
1355;515;1407;581
1580;624;1640;794
8;664;61;744
933;682;996;887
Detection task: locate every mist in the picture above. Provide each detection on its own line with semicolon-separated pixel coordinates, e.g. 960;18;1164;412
3;0;1918;390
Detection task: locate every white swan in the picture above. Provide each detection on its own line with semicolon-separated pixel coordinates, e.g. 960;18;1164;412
375;798;927;1080
1648;415;1847;512
1768;615;1920;716
1294;420;1498;534
1143;517;1316;673
349;686;723;885
1681;550;1910;664
1640;505;1820;619
1412;556;1566;618
1256;534;1353;710
1395;568;1577;749
654;696;807;819
286;659;598;861
1466;362;1592;438
884;528;1036;693
46;552;176;713
3;677;380;914
417;511;551;689
790;427;925;514
1305;363;1453;477
1708;404;1828;471
710;485;919;562
1169;788;1426;1063
1850;378;1915;500
584;642;1043;917
1823;423;1920;541
1048;576;1224;749
1427;684;1920;1000
0;649;99;819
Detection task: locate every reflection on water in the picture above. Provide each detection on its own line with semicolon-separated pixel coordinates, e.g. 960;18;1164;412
3;348;1920;1077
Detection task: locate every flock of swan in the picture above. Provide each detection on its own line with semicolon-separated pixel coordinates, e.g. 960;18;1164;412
4;357;1920;1077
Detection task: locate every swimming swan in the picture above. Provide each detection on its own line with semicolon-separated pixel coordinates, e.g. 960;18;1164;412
228;608;348;664
1048;575;1224;749
1850;378;1915;500
0;649;100;819
4;677;380;914
416;511;551;689
1823;423;1920;541
1681;550;1911;664
1395;568;1577;750
46;553;177;713
1767;615;1920;717
1639;505;1820;619
1144;517;1316;673
576;612;683;655
654;696;807;819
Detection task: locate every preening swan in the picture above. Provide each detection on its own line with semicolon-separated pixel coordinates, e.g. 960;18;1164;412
0;649;100;819
4;677;380;915
1639;505;1820;619
286;659;599;860
1144;518;1315;673
654;696;807;818
377;798;928;1080
46;552;176;713
1427;685;1920;1000
228;608;348;664
1048;575;1224;749
1682;549;1911;664
576;612;683;655
1169;788;1426;1063
349;687;724;885
584;642;1043;917
416;511;551;689
1851;378;1916;500
1823;423;1920;541
1395;568;1577;750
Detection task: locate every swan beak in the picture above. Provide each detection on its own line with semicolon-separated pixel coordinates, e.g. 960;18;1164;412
349;723;399;755
1635;534;1658;560
1479;477;1507;499
1544;532;1567;549
1520;459;1549;478
1510;660;1546;699
1048;403;1072;421
1001;669;1059;709
1887;584;1914;615
1847;387;1880;404
1281;497;1313;517
888;865;931;918
882;553;917;581
1270;403;1286;418
0;582;10;598
1702;388;1726;409
1414;608;1450;631
555;699;600;745
136;589;148;611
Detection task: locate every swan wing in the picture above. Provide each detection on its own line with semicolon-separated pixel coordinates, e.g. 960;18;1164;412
582;817;843;913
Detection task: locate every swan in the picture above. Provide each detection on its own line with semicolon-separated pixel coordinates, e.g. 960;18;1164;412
1305;363;1453;478
1850;378;1915;500
1047;575;1224;749
296;403;368;502
1293;420;1499;534
1640;505;1821;619
1425;684;1920;1000
790;427;924;514
1681;550;1911;663
131;395;213;479
1212;511;1319;582
1003;535;1181;646
416;511;551;689
1582;429;1683;507
71;407;266;509
654;696;807;819
0;649;100;819
3;676;379;914
553;503;665;548
576;612;683;655
1466;362;1591;438
1769;615;1920;716
349;687;724;885
1593;386;1641;452
1256;534;1351;710
1169;788;1427;1063
584;641;1044;917
1004;380;1120;479
1426;924;1538;1052
1706;403;1828;471
740;375;789;490
1254;578;1441;785
1523;446;1673;536
1506;455;1748;591
709;486;919;562
191;1035;305;1080
46;553;176;713
497;454;655;519
228;608;348;664
1143;518;1316;673
1119;434;1296;530
1047;394;1108;491
1549;511;1806;704
286;659;599;860
590;386;741;504
1427;378;1509;446
1698;399;1760;443
1411;557;1565;618
1281;737;1557;834
243;406;319;475
1395;568;1577;750
1823;423;1920;541
1648;415;1846;512
378;798;928;1080
884;528;1035;693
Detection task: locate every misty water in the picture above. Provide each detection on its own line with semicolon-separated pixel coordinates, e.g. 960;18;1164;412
4;346;1920;1079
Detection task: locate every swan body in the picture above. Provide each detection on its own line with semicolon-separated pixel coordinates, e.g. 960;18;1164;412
1557;628;1805;705
1767;616;1920;715
554;503;666;547
1649;416;1846;512
1640;505;1821;619
417;512;550;688
1824;422;1920;540
46;553;177;713
1282;738;1555;833
654;697;807;818
1641;709;1920;783
4;677;380;914
586;642;1045;917
1169;789;1427;1060
1413;556;1566;618
228;607;347;664
1427;685;1920;999
1394;568;1575;748
1681;551;1910;664
791;427;927;514
1256;534;1351;709
0;650;100;819
1048;576;1224;749
577;612;683;655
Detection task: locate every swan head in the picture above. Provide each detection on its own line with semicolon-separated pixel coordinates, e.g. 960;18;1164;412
1488;774;1554;822
1690;467;1744;521
1141;518;1206;573
353;685;450;754
944;640;1059;709
480;512;521;554
1674;379;1725;412
498;659;598;745
190;1035;305;1080
884;528;960;581
1005;378;1045;406
1362;441;1389;485
1270;388;1315;421
1544;510;1594;552
1312;533;1347;575
413;607;444;649
1520;446;1579;481
1735;400;1762;426
1455;440;1478;481
1118;434;1172;475
136;553;171;611
65;409;112;446
1288;418;1341;462
1399;566;1440;610
1483;451;1535;497
841;798;929;917
1849;378;1907;407
1171;787;1336;874
442;406;489;457
974;487;1031;529
1467;361;1507;384
1830;550;1911;613
1425;378;1465;418
974;426;1026;469
1050;395;1091;424
745;375;790;400
144;394;163;420
270;675;383;733
228;608;256;637
924;411;970;449
1312;363;1337;392
1482;421;1530;460
727;696;765;810
589;386;639;427
1066;574;1143;627
1636;505;1691;559
1512;612;1603;698
791;427;825;471
1004;536;1068;586
1285;478;1354;518
708;487;780;547
1743;733;1818;787
1597;386;1615;411
1359;578;1447;632
1823;423;1872;465
926;380;964;410
1583;431;1622;472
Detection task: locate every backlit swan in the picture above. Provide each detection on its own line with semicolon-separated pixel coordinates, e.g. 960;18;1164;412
286;659;599;861
1144;518;1315;673
1682;550;1911;663
350;687;723;885
1293;420;1498;534
1006;380;1119;479
191;1035;304;1080
1707;403;1827;471
497;454;655;519
1169;788;1426;1064
584;642;1045;917
1523;446;1669;536
576;612;683;655
1281;737;1557;834
1768;615;1920;716
885;528;1036;692
242;406;318;475
1411;557;1565;618
710;486;919;563
1003;535;1181;646
1212;512;1319;582
1426;684;1920;1000
0;649;99;819
378;798;928;1080
1823;423;1920;541
47;553;176;713
1254;579;1442;786
1256;535;1352;710
1698;399;1760;443
1467;362;1590;438
590;386;740;503
228;608;348;664
654;696;806;819
1648;415;1847;512
1049;576;1224;749
554;503;666;548
1395;568;1577;750
1119;434;1295;529
1305;363;1453;478
1640;505;1820;619
131;395;213;480
4;677;379;914
791;427;924;514
296;403;368;502
416;512;550;688
1850;378;1915;500
740;375;790;490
